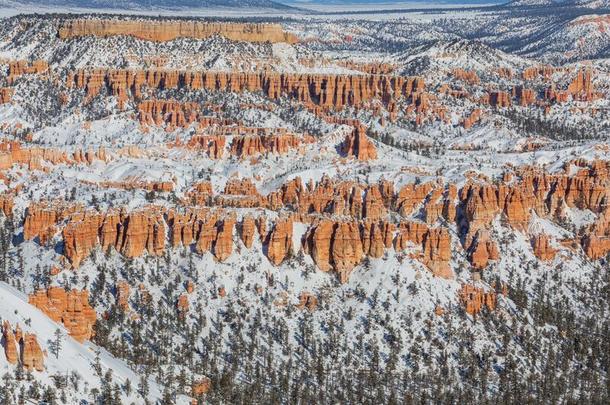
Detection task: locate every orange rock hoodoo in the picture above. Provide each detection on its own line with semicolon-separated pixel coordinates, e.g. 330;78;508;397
467;230;500;270
452;69;480;85
28;287;97;343
2;322;44;371
24;202;83;244
59;19;298;43
532;234;556;261
0;88;13;104
20;332;45;372
342;125;377;161
2;321;19;365
304;219;395;283
266;217;293;265
422;227;453;279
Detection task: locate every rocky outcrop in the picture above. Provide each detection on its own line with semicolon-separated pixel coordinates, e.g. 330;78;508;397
463;109;482;129
513;86;536;106
177;294;189;316
24;202;82;244
63;212;103;268
304;219;393;282
95;180;174;192
0;88;12;104
138;100;201;130
239;216;256;248
192;377;212;397
1;323;44;371
121;209;166;258
395;182;435;217
116;281;130;310
213;217;235;262
62;207;166;266
59;19;298;43
0;195;14;217
342;125;377;161
394;221;429;249
28;287;97;343
567;69;595;102
452;69;480;85
459;284;496;316
523;65;555;81
230;132;306;159
186;135;226;159
331;222;364;283
7;60;48;82
582;234;610;260
296;292;318;311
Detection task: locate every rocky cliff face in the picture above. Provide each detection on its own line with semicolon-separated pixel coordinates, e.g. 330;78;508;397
68;69;425;110
28;287;97;343
59;19;298;44
61;208;166;266
15;159;610;282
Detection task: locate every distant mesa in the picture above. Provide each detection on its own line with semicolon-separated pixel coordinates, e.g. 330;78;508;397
58;19;298;44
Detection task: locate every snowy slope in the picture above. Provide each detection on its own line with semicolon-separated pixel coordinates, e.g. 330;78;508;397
0;282;177;404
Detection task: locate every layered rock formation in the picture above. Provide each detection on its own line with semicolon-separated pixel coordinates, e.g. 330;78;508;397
28;287;97;343
59;19;298;44
230;132;306;159
489;91;512;108
18;159;610;282
467;230;499;270
304;219;395;283
68;69;425;110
